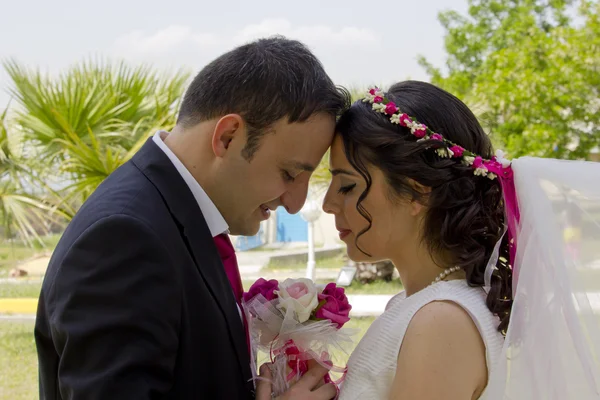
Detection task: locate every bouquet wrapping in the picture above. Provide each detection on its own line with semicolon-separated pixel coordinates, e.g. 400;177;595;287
242;277;355;397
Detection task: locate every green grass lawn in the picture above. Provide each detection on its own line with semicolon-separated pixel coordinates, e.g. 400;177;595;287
0;317;375;399
0;321;37;400
0;282;42;299
264;253;346;270
343;279;403;295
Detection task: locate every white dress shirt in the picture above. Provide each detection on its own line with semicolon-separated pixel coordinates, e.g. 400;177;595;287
152;131;228;237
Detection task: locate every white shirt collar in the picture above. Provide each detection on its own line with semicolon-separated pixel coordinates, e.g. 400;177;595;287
152;131;229;237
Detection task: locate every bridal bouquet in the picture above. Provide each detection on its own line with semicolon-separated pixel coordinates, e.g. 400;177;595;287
242;277;355;397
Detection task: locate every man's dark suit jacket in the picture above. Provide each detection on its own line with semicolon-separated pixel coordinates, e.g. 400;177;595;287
35;138;253;399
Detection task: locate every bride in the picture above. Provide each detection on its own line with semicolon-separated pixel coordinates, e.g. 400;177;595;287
258;80;600;399
327;81;509;399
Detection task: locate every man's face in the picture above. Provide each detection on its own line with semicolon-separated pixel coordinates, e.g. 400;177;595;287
213;113;335;236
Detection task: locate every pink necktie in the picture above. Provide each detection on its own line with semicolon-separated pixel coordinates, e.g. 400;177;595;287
213;234;244;303
213;234;249;353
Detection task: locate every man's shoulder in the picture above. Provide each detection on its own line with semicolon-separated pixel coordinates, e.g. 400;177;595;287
86;162;163;215
59;162;172;247
44;164;178;289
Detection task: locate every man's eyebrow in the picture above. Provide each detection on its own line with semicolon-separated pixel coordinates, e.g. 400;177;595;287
284;161;316;172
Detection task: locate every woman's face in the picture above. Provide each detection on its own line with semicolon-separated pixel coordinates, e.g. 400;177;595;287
323;135;422;263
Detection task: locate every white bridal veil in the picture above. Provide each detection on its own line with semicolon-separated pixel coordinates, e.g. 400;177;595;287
487;157;600;399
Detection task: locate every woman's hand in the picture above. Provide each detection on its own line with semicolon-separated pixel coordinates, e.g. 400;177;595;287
255;360;337;400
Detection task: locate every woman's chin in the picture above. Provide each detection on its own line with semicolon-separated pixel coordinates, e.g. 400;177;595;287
345;246;377;264
346;245;389;264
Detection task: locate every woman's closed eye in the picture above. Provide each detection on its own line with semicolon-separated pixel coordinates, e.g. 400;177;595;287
338;183;356;195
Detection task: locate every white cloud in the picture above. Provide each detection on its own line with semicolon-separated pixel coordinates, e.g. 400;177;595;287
109;19;427;87
192;32;221;47
113;19;380;57
233;18;378;47
113;25;195;55
233;19;294;42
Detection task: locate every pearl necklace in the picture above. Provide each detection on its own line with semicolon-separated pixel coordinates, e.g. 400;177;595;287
431;266;461;286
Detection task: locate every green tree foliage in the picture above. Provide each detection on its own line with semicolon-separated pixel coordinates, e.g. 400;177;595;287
419;0;600;159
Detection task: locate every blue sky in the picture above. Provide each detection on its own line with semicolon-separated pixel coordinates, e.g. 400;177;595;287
0;0;469;107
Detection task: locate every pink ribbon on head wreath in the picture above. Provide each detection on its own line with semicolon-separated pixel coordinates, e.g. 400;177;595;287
484;159;521;286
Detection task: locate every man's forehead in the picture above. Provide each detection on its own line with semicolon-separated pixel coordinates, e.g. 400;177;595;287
281;160;316;172
273;114;336;138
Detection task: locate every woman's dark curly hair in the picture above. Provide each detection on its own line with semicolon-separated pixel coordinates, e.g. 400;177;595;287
336;80;512;334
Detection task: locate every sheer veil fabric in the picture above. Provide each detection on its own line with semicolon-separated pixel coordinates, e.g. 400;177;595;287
487;157;600;399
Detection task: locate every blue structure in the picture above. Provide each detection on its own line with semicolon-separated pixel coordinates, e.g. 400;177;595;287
234;224;265;251
276;207;308;242
233;207;309;251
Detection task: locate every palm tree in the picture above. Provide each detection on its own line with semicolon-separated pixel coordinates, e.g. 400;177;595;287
4;59;190;216
0;106;59;244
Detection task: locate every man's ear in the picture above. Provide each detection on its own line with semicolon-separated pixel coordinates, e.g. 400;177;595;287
212;114;245;158
407;179;431;216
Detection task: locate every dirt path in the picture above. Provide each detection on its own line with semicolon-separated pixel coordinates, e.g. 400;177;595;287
16;256;50;277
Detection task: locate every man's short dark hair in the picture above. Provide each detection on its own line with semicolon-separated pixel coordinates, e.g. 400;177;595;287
177;36;350;160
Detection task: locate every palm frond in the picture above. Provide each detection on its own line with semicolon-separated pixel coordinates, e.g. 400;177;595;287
4;58;190;220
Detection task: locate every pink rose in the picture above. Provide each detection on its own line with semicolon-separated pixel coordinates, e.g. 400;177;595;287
373;95;384;103
450;145;464;157
384;102;398;115
243;278;279;303
288;282;308;298
314;283;352;328
399;113;412;127
369;88;376;95
413;127;427;138
473;156;484;168
431;133;444;141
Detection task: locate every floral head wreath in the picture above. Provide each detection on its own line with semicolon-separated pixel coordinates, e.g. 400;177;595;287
363;87;522;285
362;87;512;180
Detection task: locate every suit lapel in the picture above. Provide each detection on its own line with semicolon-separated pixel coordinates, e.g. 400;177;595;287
131;138;252;385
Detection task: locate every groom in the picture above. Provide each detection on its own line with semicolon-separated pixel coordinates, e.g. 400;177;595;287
35;37;349;399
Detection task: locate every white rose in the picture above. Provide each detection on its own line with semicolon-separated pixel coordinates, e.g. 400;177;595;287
275;278;319;323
